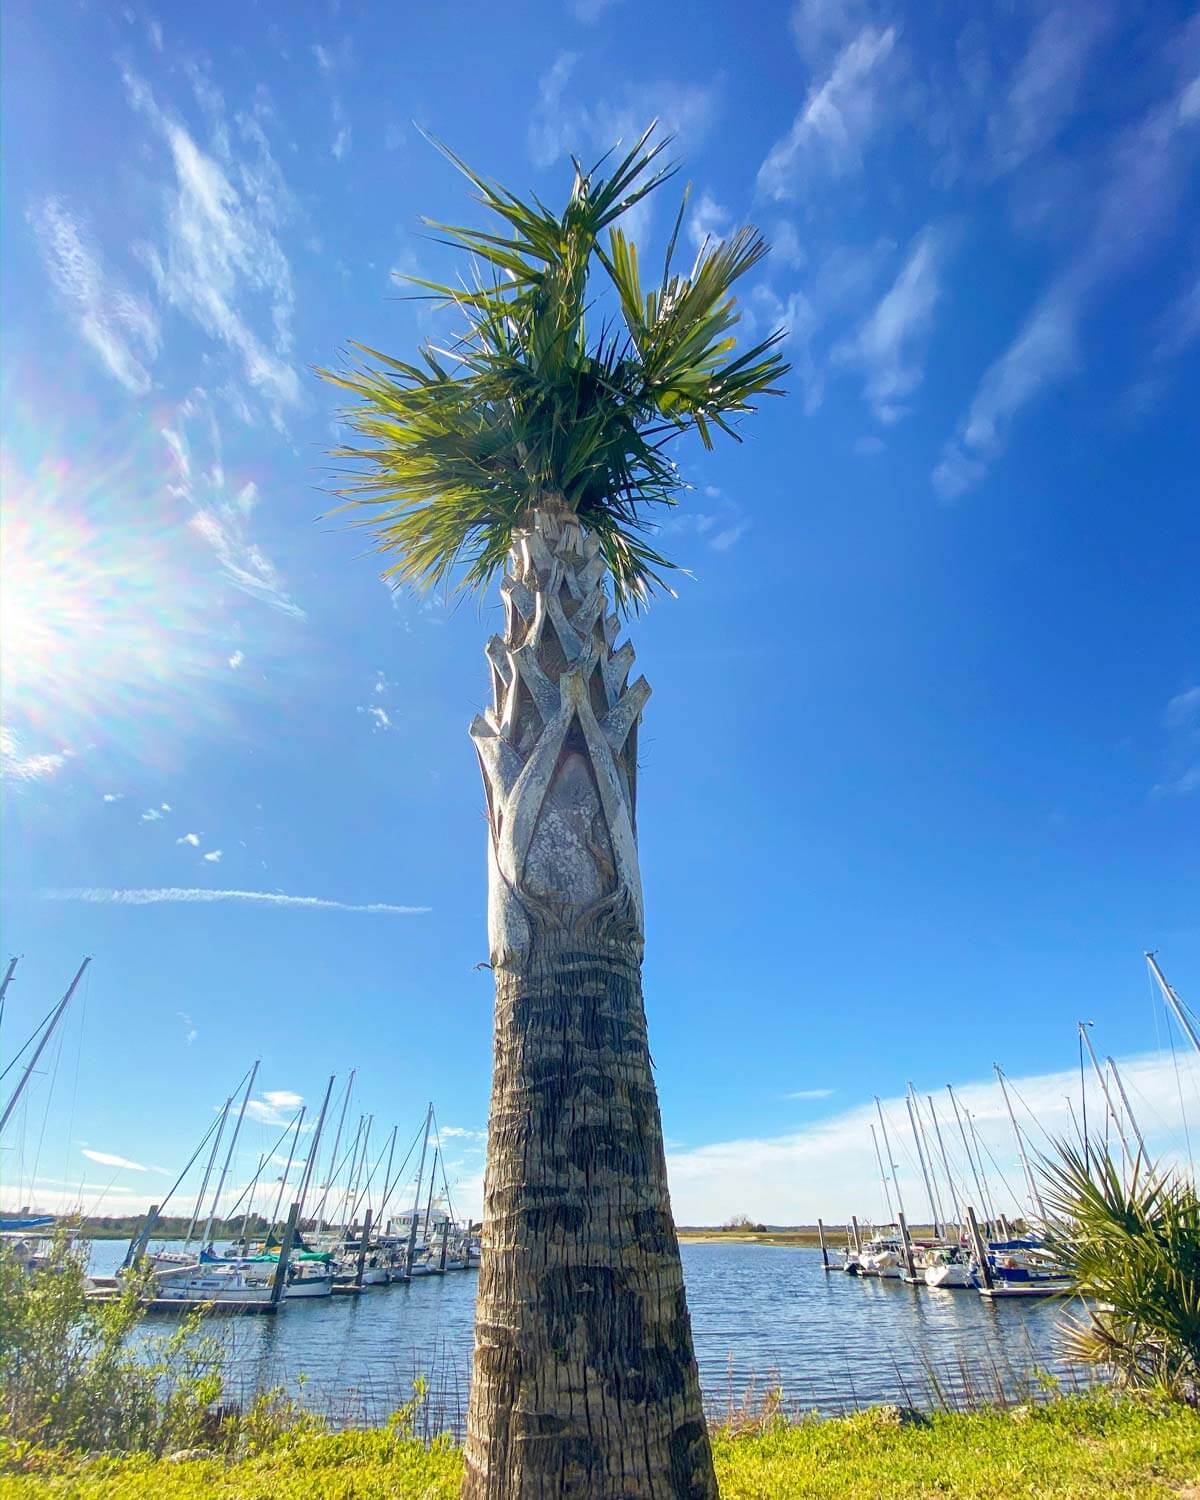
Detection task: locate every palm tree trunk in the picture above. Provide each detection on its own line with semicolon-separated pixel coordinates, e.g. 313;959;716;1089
464;504;717;1499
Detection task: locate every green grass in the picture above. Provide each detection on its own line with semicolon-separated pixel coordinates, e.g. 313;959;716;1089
4;1394;1198;1498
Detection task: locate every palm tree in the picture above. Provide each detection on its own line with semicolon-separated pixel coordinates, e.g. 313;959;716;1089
1041;1141;1200;1401
322;131;787;1497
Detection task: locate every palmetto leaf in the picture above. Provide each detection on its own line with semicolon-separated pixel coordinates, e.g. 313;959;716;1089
1039;1139;1200;1398
320;132;789;607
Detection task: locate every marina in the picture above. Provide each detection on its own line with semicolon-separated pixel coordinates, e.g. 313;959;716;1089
79;1235;1086;1433
3;949;1196;1428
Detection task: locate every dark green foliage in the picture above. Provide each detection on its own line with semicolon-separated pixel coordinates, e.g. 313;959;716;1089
1041;1141;1200;1399
320;129;788;607
0;1235;313;1459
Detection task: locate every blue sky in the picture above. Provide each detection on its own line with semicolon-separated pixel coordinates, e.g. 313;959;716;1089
2;0;1198;1227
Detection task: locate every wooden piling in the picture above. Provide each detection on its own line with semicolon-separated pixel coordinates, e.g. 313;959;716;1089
850;1214;862;1254
355;1208;373;1288
965;1205;993;1292
270;1201;299;1307
122;1204;160;1271
897;1211;918;1283
817;1218;830;1269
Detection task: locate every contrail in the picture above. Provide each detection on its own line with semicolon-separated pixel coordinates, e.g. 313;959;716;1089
43;887;430;915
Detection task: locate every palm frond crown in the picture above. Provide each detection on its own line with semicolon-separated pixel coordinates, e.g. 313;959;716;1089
320;128;789;606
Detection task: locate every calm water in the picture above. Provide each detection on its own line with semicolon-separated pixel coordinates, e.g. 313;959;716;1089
89;1239;1085;1433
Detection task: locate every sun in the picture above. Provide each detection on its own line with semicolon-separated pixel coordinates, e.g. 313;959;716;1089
0;433;228;757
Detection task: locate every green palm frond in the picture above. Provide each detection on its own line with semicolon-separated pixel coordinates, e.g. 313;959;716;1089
1039;1139;1200;1398
320;129;789;606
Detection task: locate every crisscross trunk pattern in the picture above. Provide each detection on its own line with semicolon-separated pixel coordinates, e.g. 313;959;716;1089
463;504;716;1499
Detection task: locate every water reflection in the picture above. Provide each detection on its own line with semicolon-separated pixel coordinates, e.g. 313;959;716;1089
90;1240;1085;1433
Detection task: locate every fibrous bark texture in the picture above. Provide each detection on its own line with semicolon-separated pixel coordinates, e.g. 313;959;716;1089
464;505;716;1499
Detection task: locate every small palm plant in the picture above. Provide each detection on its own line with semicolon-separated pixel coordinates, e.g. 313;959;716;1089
1041;1142;1200;1402
322;132;786;1498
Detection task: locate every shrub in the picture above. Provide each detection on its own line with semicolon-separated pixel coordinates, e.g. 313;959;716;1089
1041;1141;1200;1401
0;1233;270;1456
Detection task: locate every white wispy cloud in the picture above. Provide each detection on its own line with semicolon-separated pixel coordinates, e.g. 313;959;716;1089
833;225;945;423
1;726;68;784
43;887;431;915
81;1148;148;1172
331;98;352;161
747;236;895;418
665;1048;1199;1223
28;198;160;394
203;849;223;862
709;522;749;553
687;190;731;251
440;1125;486;1139
358;704;391;731
788;0;872;68
228;649;245;669
786;1088;835;1100
988;4;1114;176
122;66;301;428
570;0;621;21
178;1010;198;1045
935;24;1200;499
164;390;305;617
103;793;124;802
1166;686;1200;729
140;803;170;822
1154;270;1200;361
1154;683;1200;796
176;832;201;846
757;26;896;200
246;1088;305;1125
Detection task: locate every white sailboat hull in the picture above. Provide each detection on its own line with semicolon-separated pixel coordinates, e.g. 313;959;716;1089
924;1263;975;1289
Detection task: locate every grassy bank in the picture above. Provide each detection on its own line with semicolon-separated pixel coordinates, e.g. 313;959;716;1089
5;1393;1198;1498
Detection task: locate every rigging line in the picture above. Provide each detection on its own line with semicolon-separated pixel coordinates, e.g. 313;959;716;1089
222;1114;300;1222
1166;998;1194;1175
427;1106;462;1244
0;993;66;1083
970;1119;1025;1216
151;1110;226;1229
1119;1066;1195;1160
382;1117;430;1208
1006;1074;1057;1151
61;964;91;1195
27;994;71;1205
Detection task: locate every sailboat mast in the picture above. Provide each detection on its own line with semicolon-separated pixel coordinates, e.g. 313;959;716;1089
240;1153;266;1246
270;1106;306;1232
0;956;19;1028
926;1093;962;1233
995;1064;1047;1223
315;1070;356;1232
345;1116;372;1233
0;958;91;1136
186;1092;233;1247
297;1073;336;1217
202;1059;260;1247
1105;1056;1147;1162
1078;1024;1134;1168
873;1097;907;1220
333;1116;364;1233
948;1085;992;1226
1146;952;1200;1057
373;1125;398;1228
406;1102;434;1275
423;1147;439;1244
905;1084;942;1235
870;1122;895;1224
